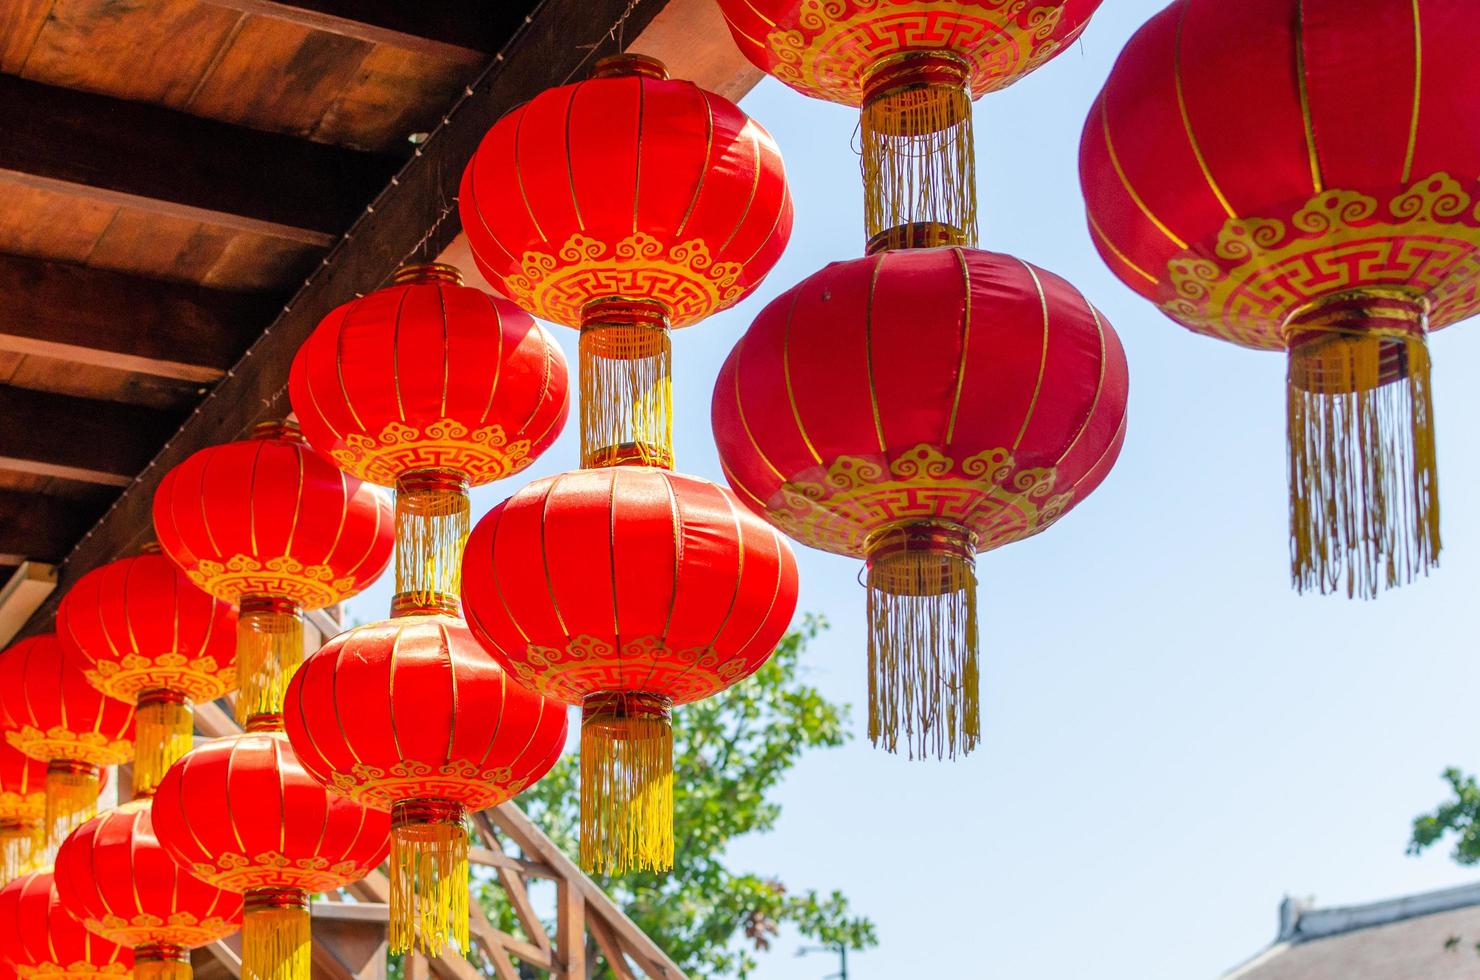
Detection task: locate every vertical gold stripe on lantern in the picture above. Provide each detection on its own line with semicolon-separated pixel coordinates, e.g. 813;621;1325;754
579;299;674;470
389;799;469;956
133;689;192;797
134;945;192;980
860;52;977;251
242;889;311;980
865;523;980;761
235;597;304;726
394;469;472;607
1285;289;1438;598
44;760;101;845
580;692;674;875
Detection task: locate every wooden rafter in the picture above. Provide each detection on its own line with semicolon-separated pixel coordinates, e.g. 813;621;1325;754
0;73;399;246
0;254;271;383
0;385;181;487
0;490;98;565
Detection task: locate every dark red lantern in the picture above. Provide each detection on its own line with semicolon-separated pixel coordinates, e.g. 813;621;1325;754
53;801;241;980
57;548;236;796
716;0;1103;248
0;636;134;841
0;746;47;884
461;467;798;873
1079;0;1480;596
713;247;1128;758
152;420;393;723
284;610;566;954
289;263;569;606
0;870;130;980
460;53;792;468
151;730;388;980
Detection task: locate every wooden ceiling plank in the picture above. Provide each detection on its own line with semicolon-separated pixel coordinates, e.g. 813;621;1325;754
13;0;659;638
0;489;98;564
0;72;400;245
0;254;270;383
196;0;521;62
0;384;180;487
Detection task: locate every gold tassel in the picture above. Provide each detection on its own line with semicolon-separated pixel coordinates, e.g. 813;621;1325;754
134;946;191;980
389;800;468;956
45;761;101;845
395;471;471;608
579;300;673;470
861;53;977;252
235;597;304;726
242;889;311;980
0;820;43;883
865;524;980;760
580;693;674;875
133;691;193;797
1285;290;1439;598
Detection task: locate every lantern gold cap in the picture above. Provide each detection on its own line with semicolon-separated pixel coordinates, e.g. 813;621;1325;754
391;263;463;287
592;52;669;81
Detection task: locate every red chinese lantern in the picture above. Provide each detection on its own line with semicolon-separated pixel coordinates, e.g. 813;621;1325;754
151;729;388;980
53;801;241;980
460;467;798;873
289;264;569;606
0;636;133;841
56;548;236;796
716;0;1103;248
0;746;47;883
1079;0;1480;596
460;53;792;469
284;608;566;954
0;869;130;980
713;247;1128;758
152;420;393;722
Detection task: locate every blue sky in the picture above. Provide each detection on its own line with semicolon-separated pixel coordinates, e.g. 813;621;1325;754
348;2;1480;975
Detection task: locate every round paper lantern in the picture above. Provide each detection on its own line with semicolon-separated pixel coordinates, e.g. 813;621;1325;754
0;635;134;840
0;870;130;980
717;0;1103;248
288;263;569;606
53;801;241;980
461;53;792;468
151;730;388;980
153;420;393;723
713;247;1127;759
461;467;798;873
1079;0;1480;597
284;609;566;954
0;746;47;884
56;548;236;796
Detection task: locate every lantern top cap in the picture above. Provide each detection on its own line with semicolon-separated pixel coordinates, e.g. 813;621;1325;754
390;262;463;287
137;541;162;555
591;52;669;81
249;418;304;443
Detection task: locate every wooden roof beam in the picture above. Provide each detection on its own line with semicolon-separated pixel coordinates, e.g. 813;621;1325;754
0;385;181;487
0;255;272;383
0;490;99;565
0;73;400;246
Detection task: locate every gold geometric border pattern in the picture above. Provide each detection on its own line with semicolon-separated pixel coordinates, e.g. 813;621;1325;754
5;728;132;768
329;419;534;488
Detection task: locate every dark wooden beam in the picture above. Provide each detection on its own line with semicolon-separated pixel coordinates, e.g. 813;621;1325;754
0;385;182;487
0;490;101;564
0;255;273;383
16;0;668;639
0;73;400;246
198;0;533;61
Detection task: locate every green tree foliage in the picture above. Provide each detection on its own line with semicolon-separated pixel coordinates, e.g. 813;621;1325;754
497;615;877;978
1410;768;1480;864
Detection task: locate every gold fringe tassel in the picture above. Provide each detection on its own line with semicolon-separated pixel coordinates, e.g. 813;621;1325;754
0;820;43;883
1286;292;1439;598
861;53;977;251
134;691;193;797
395;472;471;606
45;762;101;845
134;946;191;980
389;801;468;956
579;300;673;470
865;526;979;760
580;693;674;875
242;890;311;980
235;598;304;726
